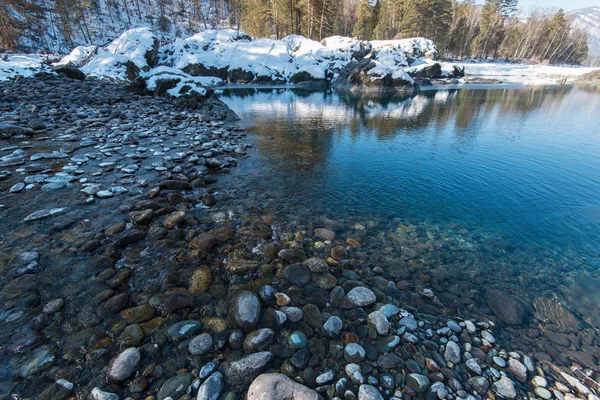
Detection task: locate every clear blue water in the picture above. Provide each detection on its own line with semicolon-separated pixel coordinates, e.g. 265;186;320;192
219;86;600;264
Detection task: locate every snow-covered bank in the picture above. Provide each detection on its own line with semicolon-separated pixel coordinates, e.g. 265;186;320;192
3;29;600;92
55;28;454;94
456;62;600;85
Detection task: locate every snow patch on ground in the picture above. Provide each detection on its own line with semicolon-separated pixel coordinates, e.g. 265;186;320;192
0;55;48;81
457;62;599;84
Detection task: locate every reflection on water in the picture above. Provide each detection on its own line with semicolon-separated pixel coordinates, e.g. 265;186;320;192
219;86;600;251
218;85;600;338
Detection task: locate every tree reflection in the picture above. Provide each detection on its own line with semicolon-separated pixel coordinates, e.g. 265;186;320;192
219;85;574;174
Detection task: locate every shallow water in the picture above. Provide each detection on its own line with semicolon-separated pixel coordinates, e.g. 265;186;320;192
218;85;600;328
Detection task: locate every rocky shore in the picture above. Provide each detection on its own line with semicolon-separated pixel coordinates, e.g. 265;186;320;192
1;74;599;400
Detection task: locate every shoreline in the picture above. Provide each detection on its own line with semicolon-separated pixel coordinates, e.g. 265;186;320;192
0;75;599;400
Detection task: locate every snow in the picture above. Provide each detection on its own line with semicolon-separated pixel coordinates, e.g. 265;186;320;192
142;66;210;96
55;45;97;67
61;27;157;80
371;38;438;60
0;54;48;81
458;62;600;84
105;28;156;68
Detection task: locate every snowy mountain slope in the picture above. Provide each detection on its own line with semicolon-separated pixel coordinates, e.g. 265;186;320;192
568;6;600;57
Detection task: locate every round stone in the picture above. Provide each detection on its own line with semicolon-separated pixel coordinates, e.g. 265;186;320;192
189;333;213;355
342;287;376;308
493;356;507;368
288;331;308;349
535;387;553;399
229;291;261;332
107;347;140;383
406;373;430;394
323;315;343;338
344;343;365;363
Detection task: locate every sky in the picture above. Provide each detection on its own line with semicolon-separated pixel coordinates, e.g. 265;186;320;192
478;0;599;13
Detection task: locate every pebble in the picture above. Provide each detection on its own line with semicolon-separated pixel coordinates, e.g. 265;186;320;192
189;333;213;355
493;356;507;368
406;373;431;393
288;331;308;349
358;384;385;400
107;347;140;383
444;341;461;364
341;286;376;308
323;315;343;338
197;371;223;400
344;343;366;363
493;376;517;399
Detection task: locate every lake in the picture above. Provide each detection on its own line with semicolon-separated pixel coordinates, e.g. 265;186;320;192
219;85;600;334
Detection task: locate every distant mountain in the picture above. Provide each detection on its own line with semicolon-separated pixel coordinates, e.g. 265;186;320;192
568;6;600;57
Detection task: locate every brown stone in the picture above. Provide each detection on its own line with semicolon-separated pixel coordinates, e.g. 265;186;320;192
121;304;155;324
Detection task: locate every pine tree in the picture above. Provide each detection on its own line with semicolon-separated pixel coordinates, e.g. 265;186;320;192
352;0;377;40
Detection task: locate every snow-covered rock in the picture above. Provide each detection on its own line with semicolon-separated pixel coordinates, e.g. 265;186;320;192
333;58;417;94
5;28;465;94
61;27;159;80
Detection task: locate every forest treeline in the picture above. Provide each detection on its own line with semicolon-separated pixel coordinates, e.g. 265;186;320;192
0;0;589;64
234;0;588;64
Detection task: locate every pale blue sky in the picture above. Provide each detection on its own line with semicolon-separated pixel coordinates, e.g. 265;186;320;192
478;0;598;13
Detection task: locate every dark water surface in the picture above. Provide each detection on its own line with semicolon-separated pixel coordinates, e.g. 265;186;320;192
218;86;600;330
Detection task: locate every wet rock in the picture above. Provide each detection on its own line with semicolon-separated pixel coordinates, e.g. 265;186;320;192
121;304;155;323
161;292;193;313
189;266;212;294
305;257;329;272
244;328;275;353
406;374;430;394
119;324;144;347
17;345;55;378
189;333;214;355
226;259;260;274
247;373;320;400
197;371;223;400
314;228;335;241
367;310;390;335
444;341;461;364
323;315;343;338
288;331;308;349
358;384;384;400
156;373;194;400
38;379;73;400
23;207;68;222
278;248;306;263
221;351;273;392
167;320;202;341
341;287;376;308
116;229;146;246
229;291;261;332
492;376;517;399
163;211;185;228
107;347;141;383
507;358;527;382
284;263;311;286
344;343;366;363
468;377;489;393
91;388;120;400
486;289;530;325
330;246;347;260
189;233;220;251
377;353;402;368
